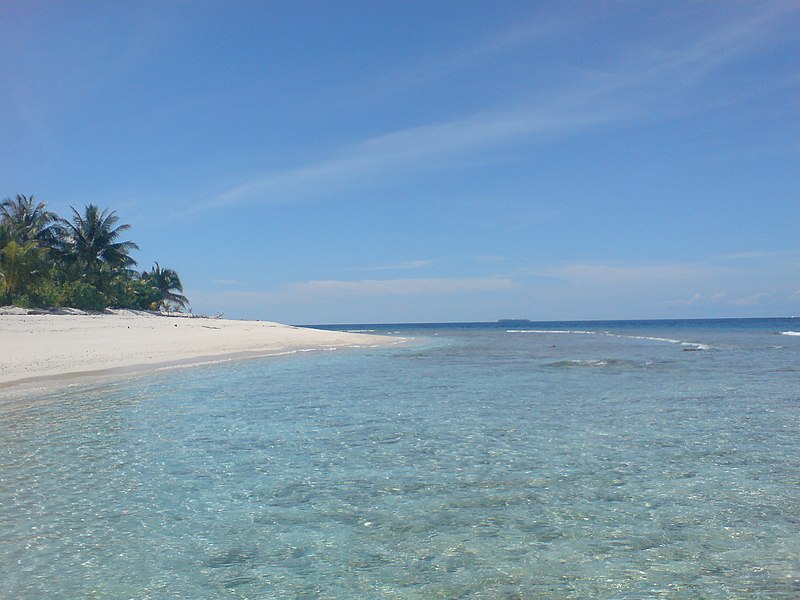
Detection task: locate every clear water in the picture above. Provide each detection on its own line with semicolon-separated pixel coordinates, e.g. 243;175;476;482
2;318;799;598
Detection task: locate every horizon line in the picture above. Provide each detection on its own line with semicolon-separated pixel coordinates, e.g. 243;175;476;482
296;315;798;327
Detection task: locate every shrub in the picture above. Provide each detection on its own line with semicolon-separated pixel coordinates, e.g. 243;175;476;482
12;294;32;308
29;278;62;308
59;281;107;311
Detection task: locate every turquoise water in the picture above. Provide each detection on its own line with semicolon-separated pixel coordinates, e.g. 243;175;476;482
2;318;800;598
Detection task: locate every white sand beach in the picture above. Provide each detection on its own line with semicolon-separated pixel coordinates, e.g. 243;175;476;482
0;309;395;388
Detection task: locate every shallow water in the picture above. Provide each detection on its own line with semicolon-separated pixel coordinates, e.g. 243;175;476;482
2;318;799;598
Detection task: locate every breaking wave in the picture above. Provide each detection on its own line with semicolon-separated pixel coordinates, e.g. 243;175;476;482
545;358;652;368
507;329;712;350
506;329;596;335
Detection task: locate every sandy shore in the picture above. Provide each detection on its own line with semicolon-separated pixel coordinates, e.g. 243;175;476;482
0;309;396;389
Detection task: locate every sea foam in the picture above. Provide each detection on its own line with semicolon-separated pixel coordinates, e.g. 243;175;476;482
507;329;712;350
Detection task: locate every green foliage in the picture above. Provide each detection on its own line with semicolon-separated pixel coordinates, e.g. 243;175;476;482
141;262;188;311
57;204;139;284
102;274;162;310
0;194;60;248
0;223;9;249
0;240;48;302
11;294;32;308
28;277;63;308
57;281;107;311
0;194;189;312
130;278;163;311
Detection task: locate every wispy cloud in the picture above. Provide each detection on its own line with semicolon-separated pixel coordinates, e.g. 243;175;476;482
189;252;800;319
518;253;800;316
666;292;730;307
666;292;704;306
342;11;573;104
190;276;516;309
472;255;508;264
352;259;436;272
174;3;797;217
185;103;623;214
713;250;787;261
211;278;248;287
287;277;515;298
528;262;722;286
733;291;776;306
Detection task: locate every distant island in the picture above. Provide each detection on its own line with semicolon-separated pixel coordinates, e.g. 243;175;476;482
497;319;533;325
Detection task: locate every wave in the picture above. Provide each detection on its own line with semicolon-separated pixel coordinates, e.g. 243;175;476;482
607;333;712;351
545;358;652;368
780;331;800;336
606;333;681;344
507;329;712;350
546;359;613;368
506;329;596;335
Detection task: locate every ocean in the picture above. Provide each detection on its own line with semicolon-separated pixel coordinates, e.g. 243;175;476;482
2;318;799;598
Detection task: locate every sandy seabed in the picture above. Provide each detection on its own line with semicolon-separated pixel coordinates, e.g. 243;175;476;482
0;309;395;392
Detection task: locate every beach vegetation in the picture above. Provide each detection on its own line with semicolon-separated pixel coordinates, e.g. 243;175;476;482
0;241;49;304
57;280;109;312
0;194;189;312
56;204;140;285
141;262;189;312
0;194;61;250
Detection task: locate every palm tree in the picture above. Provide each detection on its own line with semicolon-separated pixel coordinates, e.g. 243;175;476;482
0;194;60;248
0;222;10;250
0;241;48;302
58;204;139;284
142;262;189;311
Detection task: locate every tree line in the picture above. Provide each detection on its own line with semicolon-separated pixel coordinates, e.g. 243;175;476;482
0;194;188;312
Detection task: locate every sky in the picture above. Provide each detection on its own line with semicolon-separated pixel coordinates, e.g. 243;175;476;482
2;0;799;323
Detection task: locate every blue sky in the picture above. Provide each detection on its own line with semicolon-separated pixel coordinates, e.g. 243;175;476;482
2;1;799;323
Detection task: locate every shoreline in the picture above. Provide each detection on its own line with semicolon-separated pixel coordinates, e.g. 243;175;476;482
0;309;401;393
